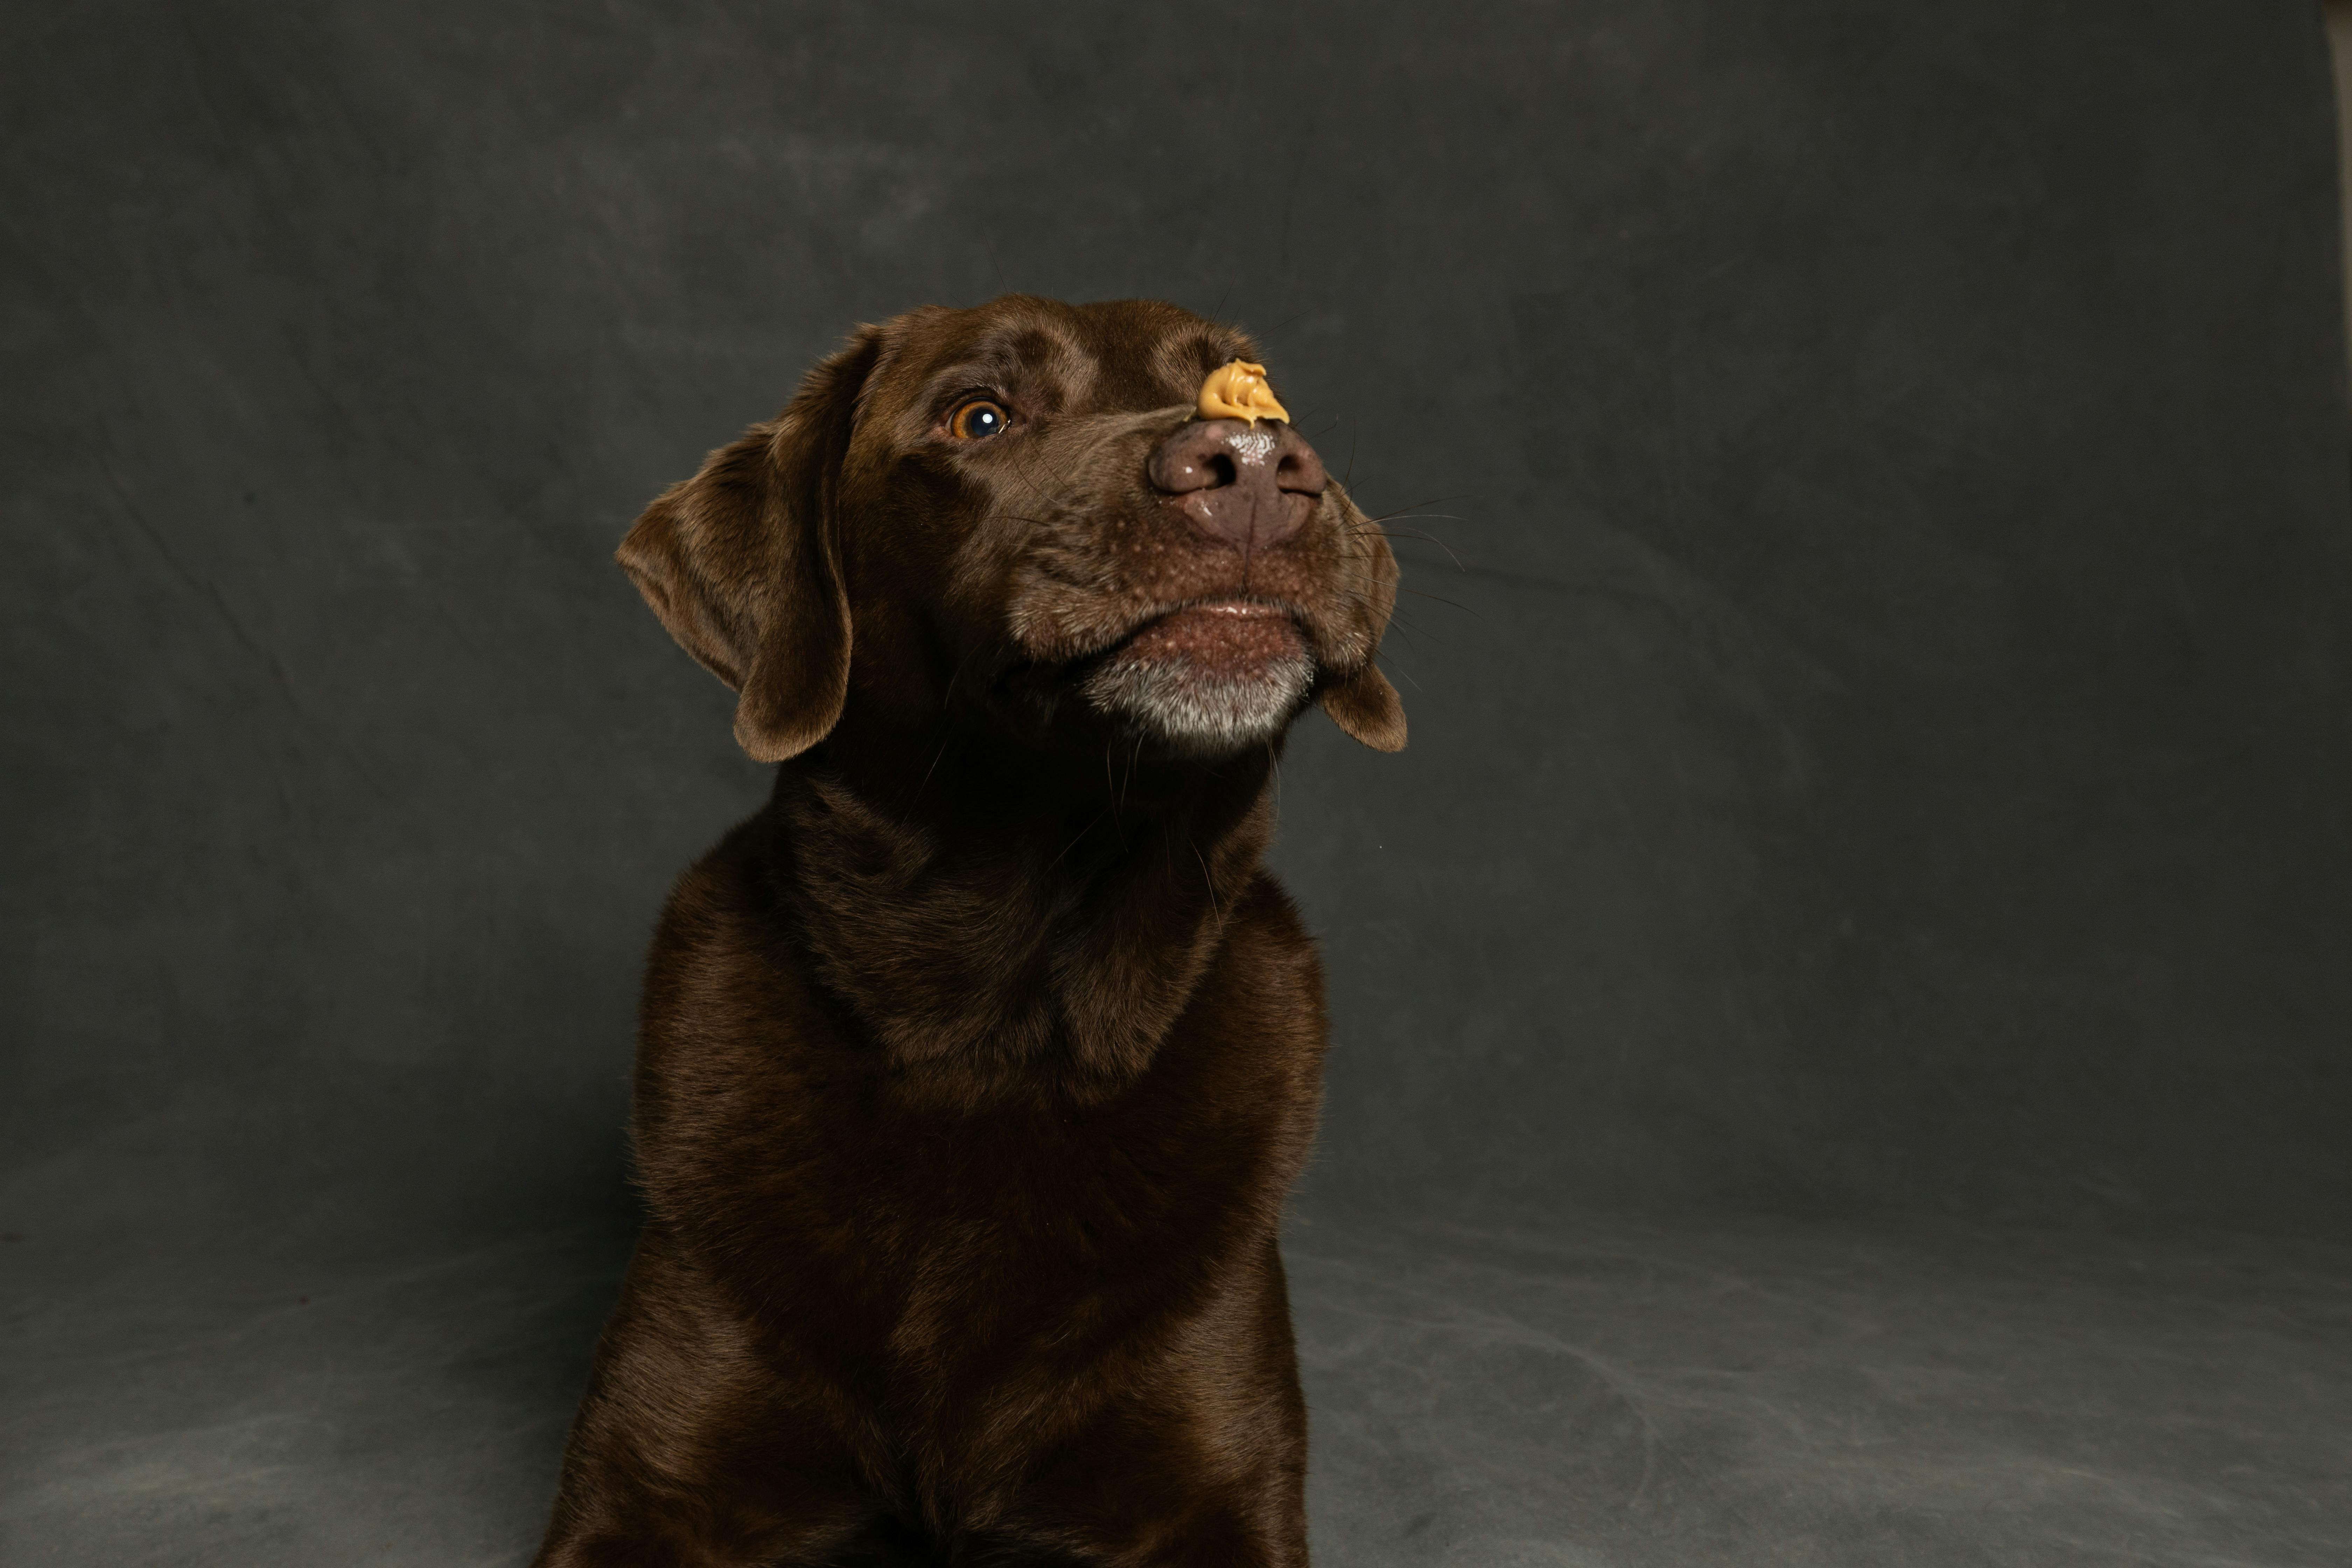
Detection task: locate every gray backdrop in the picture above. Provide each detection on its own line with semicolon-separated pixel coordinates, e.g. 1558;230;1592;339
6;0;2348;1258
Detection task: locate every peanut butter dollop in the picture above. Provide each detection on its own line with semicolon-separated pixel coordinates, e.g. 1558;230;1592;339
1196;359;1290;425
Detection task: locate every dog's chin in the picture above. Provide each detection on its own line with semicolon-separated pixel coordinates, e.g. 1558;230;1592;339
1080;603;1314;759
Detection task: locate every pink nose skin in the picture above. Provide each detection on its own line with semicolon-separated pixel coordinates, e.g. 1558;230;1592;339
1146;418;1327;553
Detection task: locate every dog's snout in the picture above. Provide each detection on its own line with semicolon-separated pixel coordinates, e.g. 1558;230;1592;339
1148;419;1325;552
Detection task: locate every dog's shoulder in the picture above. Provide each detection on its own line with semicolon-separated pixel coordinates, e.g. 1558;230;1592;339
637;811;804;1033
1148;869;1329;1119
630;811;833;1117
1211;869;1326;1032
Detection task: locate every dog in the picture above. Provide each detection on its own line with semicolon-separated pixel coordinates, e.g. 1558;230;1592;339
533;295;1403;1567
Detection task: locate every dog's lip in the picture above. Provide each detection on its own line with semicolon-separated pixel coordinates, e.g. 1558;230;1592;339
1122;596;1304;637
1179;597;1290;620
1033;597;1319;677
1092;596;1309;659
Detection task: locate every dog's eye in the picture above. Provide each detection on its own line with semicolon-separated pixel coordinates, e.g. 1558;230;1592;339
946;398;1009;441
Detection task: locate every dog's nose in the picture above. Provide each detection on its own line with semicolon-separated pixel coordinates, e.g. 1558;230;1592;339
1147;419;1326;552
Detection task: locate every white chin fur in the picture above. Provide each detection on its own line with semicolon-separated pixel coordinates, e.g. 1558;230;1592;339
1082;652;1313;756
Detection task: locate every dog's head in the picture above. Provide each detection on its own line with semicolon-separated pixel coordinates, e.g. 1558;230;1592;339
618;294;1404;766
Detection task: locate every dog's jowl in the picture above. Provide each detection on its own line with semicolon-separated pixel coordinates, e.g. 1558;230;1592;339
533;296;1403;1568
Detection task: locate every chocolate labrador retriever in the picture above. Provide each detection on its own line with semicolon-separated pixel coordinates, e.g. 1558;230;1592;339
533;295;1402;1567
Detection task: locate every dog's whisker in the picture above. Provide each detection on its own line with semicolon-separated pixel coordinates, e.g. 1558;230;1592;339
1376;612;1448;656
1397;586;1479;616
1362;526;1466;572
912;726;956;806
1345;493;1472;525
1043;807;1112;876
1373;646;1426;690
1345;531;1468;573
1188;835;1225;927
1100;745;1132;851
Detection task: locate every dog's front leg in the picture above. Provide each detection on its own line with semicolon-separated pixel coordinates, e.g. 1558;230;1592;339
989;1239;1312;1568
531;1228;887;1568
995;1431;1311;1568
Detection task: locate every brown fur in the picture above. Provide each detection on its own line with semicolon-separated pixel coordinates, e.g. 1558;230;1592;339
534;296;1402;1567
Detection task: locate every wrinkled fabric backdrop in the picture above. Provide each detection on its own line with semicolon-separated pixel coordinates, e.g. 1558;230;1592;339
5;0;2347;1273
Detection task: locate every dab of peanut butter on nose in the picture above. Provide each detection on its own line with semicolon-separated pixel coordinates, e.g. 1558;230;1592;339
1196;360;1290;425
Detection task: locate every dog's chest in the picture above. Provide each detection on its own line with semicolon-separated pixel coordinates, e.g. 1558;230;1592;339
839;1047;1303;1401
640;847;1325;1389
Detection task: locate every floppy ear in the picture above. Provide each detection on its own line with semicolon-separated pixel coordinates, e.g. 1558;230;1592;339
616;330;880;762
1322;663;1407;752
1318;506;1408;752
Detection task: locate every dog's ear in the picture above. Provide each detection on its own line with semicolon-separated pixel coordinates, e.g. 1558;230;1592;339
1322;663;1407;751
617;330;881;763
1318;506;1408;752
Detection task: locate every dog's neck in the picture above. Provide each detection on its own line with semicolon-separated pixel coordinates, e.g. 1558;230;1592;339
764;720;1279;1112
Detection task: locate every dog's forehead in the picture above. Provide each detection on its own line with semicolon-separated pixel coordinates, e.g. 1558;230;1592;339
872;296;1254;415
1071;299;1256;408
